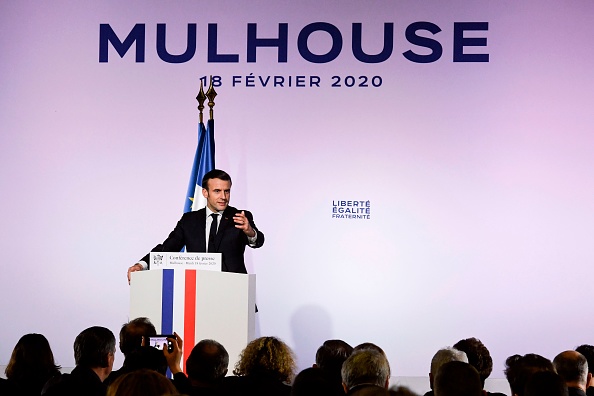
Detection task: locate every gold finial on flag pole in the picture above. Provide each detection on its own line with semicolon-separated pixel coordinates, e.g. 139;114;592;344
196;81;206;124
206;76;217;121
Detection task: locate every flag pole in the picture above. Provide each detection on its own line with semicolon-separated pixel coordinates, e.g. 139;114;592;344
206;76;217;120
196;81;206;124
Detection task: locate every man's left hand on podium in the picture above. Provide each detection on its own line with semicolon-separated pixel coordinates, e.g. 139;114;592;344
127;263;143;284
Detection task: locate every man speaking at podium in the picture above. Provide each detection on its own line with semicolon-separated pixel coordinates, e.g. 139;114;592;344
127;169;264;281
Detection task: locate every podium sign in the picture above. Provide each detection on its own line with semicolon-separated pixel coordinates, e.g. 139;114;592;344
149;252;222;271
130;269;255;372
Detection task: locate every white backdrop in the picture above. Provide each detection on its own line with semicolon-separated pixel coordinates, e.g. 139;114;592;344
1;0;594;381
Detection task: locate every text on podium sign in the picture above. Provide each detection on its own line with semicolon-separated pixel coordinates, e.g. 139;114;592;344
149;252;222;271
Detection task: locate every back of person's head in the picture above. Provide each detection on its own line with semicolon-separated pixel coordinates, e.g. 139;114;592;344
341;348;391;391
291;367;338;396
575;345;594;376
523;370;569;396
202;169;232;189
553;350;588;387
5;333;60;378
453;337;493;387
74;326;116;368
349;384;390;396
315;339;353;379
433;361;482;396
353;342;387;356
186;339;229;382
389;385;420;396
124;346;168;375
119;317;157;356
5;333;61;385
233;336;296;383
106;369;177;396
504;353;555;396
429;347;468;389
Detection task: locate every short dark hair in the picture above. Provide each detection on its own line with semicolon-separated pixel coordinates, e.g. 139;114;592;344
452;337;493;386
119;317;157;356
576;345;594;375
315;339;353;380
504;354;555;396
291;367;337;396
186;339;229;382
523;370;568;396
434;361;482;396
202;169;232;190
353;342;387;356
74;326;116;368
124;346;168;375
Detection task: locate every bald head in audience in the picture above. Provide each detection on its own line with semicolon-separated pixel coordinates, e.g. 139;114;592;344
553;350;590;393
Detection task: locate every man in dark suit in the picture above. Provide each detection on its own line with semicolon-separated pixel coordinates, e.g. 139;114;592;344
42;326;116;396
128;169;264;280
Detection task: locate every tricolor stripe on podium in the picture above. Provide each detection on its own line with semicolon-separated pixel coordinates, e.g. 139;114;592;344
158;269;199;371
130;268;256;375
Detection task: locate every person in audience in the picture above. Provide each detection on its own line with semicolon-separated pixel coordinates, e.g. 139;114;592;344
523;370;568;396
423;347;468;396
291;367;338;396
553;351;590;396
341;348;391;394
388;385;419;396
389;385;420;396
314;339;353;395
433;361;483;396
224;336;296;396
504;353;555;396
165;336;229;396
350;386;390;395
4;333;61;396
43;326;116;396
106;368;178;396
119;317;158;356
453;337;506;396
576;345;594;396
353;342;387;355
105;317;165;386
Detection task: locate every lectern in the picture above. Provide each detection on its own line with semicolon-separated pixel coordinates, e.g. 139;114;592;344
130;269;256;370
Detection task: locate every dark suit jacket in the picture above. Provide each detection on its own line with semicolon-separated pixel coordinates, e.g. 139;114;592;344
42;366;106;396
222;374;291;396
568;387;587;396
141;206;264;274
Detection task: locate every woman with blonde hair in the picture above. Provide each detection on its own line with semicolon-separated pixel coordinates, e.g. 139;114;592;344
224;336;297;396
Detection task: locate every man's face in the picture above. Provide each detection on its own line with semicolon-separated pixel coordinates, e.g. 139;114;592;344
202;178;231;212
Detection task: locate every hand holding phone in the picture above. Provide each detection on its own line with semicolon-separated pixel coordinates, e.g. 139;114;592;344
163;332;183;375
147;335;174;353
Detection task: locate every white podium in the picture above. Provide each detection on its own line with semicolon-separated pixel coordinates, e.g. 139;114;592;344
130;269;256;371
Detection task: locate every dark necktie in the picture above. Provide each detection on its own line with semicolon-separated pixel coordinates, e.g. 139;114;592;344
208;213;219;253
